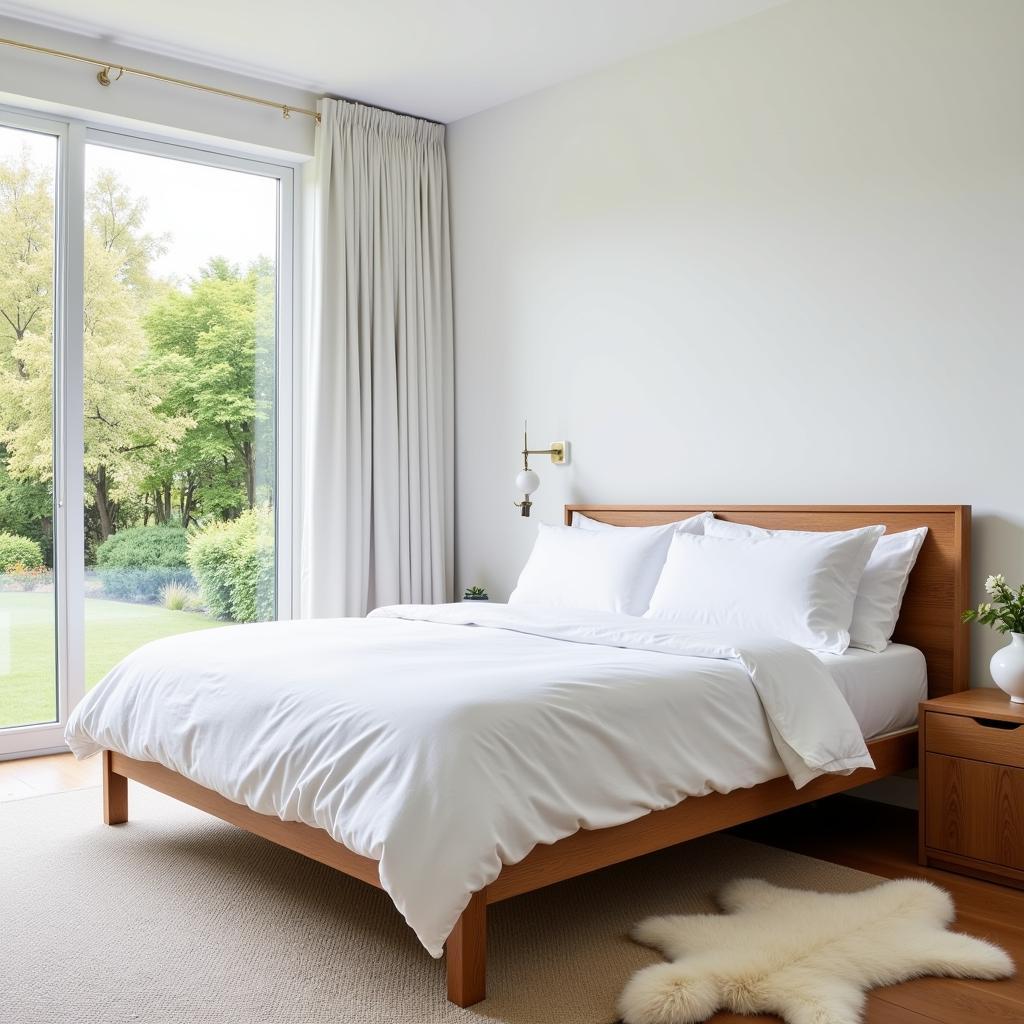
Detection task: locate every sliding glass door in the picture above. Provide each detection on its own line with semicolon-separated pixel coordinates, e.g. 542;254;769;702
0;117;60;735
0;111;293;756
81;138;282;689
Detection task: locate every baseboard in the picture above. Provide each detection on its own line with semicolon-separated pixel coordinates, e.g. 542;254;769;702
0;744;71;762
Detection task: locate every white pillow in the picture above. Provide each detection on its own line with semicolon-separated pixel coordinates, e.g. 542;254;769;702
510;522;679;616
849;529;928;651
645;526;884;653
571;511;712;536
703;519;925;652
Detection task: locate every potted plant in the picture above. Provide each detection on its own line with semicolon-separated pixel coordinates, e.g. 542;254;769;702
963;573;1024;703
462;586;489;602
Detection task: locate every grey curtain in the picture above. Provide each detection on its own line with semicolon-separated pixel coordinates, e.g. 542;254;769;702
301;98;453;616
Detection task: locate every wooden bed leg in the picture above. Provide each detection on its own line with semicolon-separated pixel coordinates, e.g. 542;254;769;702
102;750;128;825
446;889;487;1007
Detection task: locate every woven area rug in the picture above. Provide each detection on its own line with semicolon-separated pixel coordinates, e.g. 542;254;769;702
1;783;883;1024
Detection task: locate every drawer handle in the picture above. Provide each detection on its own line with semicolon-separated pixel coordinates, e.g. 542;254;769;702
972;716;1022;731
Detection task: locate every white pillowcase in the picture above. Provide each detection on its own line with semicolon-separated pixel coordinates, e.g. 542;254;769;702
510;521;684;616
571;511;713;536
645;526;884;654
704;519;925;652
568;511;711;615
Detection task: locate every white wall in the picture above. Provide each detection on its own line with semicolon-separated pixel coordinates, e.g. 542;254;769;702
0;14;316;160
447;0;1024;681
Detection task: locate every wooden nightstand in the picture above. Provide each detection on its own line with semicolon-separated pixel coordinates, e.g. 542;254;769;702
919;689;1024;888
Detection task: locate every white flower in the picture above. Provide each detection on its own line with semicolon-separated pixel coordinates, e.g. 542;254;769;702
985;573;1006;596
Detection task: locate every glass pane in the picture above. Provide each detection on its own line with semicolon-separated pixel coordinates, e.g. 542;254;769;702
0;124;59;729
83;145;278;689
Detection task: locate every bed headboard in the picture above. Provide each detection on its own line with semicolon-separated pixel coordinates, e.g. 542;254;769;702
564;504;971;698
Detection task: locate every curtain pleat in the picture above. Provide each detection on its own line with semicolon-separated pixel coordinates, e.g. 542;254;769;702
301;99;453;616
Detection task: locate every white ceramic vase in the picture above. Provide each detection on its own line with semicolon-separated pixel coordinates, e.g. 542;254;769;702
990;632;1024;703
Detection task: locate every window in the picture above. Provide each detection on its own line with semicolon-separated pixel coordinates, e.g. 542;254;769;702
0;117;59;733
0;110;294;755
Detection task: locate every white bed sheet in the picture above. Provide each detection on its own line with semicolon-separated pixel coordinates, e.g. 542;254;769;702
818;643;926;739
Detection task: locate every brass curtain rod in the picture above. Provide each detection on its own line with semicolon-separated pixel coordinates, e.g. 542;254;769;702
0;35;321;124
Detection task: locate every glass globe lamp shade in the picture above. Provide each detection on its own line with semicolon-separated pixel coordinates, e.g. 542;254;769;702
515;468;540;495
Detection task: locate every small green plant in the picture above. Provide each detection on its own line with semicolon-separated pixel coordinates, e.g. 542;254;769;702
0;532;44;573
963;574;1024;634
463;585;488;600
160;580;201;612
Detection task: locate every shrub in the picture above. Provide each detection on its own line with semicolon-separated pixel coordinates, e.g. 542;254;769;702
188;506;274;623
0;465;53;566
0;564;52;592
96;526;190;569
0;532;44;573
99;567;194;603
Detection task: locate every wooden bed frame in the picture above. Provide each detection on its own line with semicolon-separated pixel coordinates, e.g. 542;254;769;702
101;504;971;1008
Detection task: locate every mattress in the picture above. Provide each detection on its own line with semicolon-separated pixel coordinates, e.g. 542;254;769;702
818;643;927;740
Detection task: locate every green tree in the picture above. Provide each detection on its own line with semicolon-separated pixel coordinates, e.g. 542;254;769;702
0;445;52;565
143;257;274;522
87;168;167;306
0;152;57;506
0;154;187;544
0;152;53;362
81;228;187;539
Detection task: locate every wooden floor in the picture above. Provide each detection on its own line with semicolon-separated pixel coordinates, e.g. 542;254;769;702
0;750;99;801
3;755;1021;1023
729;797;1024;1024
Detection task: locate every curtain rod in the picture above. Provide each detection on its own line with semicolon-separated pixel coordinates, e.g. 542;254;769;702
0;34;322;124
325;93;444;128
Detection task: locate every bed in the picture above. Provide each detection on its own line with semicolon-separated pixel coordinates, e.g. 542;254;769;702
68;504;970;1008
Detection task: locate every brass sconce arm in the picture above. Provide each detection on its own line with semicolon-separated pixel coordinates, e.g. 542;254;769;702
522;442;567;465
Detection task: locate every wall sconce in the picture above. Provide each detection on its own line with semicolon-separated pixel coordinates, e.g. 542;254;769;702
514;421;569;517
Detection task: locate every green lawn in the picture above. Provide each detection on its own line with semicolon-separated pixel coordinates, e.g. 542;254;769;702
0;592;220;729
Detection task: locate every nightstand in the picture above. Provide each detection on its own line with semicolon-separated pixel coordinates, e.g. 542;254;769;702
919;689;1024;888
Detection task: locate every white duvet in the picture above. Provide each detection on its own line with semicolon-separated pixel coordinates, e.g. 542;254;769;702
66;603;873;957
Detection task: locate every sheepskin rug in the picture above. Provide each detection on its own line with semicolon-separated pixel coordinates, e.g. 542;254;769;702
619;877;1013;1024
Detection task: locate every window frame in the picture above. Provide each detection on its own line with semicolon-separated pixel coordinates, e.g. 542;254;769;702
0;105;298;759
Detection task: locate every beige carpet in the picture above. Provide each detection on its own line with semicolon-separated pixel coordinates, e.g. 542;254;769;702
1;783;883;1024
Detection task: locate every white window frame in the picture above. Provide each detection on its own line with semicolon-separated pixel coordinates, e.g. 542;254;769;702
0;106;299;759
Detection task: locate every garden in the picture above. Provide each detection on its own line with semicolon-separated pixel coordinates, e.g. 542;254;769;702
0;509;275;727
0;145;276;728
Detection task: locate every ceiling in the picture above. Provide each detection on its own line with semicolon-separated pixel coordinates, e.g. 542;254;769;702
0;0;787;123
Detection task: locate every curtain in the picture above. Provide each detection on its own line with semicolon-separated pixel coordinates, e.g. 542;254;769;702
301;98;454;616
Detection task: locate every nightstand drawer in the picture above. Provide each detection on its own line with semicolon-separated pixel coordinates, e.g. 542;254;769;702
925;710;1024;768
924;753;1024;870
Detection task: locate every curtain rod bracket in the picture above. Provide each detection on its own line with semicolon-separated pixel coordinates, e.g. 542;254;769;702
96;66;124;88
